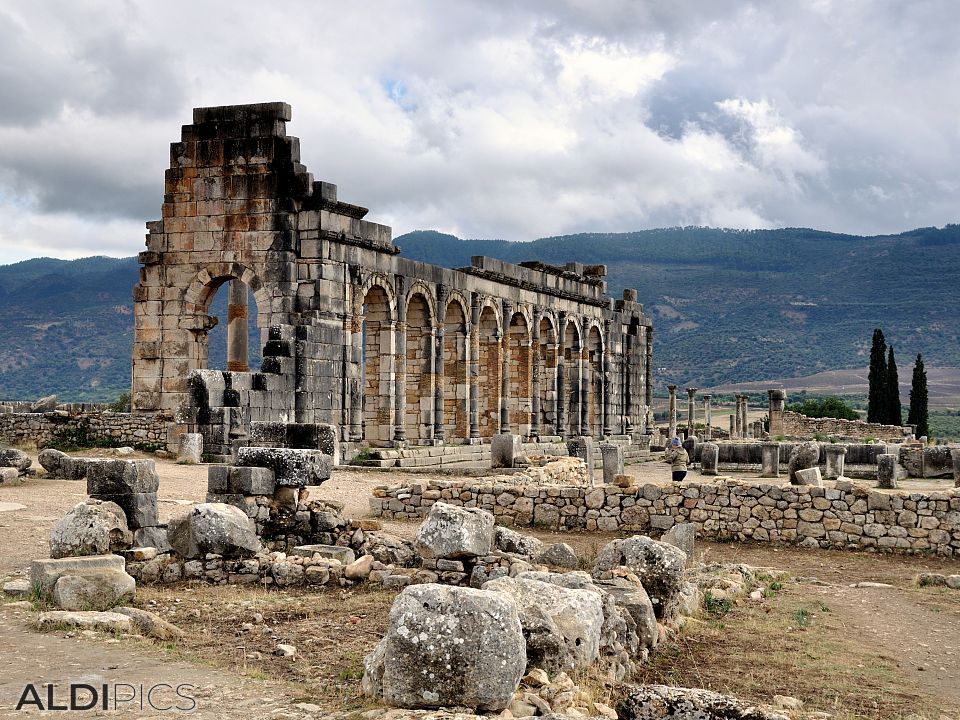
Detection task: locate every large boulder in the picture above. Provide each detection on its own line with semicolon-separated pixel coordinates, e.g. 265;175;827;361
495;526;545;557
619;684;788;720
414;502;495;560
166;503;260;559
923;446;954;478
788;442;820;484
483;575;604;673
52;569;136;611
362;584;526;711
235;447;331;487
593;536;686;618
50;500;132;558
0;448;31;473
595;577;659;652
362;532;418;567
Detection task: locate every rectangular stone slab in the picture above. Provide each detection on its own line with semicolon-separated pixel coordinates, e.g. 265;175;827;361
289;544;355;564
31;554;126;595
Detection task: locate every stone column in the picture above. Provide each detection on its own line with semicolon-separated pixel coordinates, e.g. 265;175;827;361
760;442;780;478
667;384;678;439
468;294;480;442
644;327;654;434
701;442;719;476
824;444;846;479
734;395;743;439
580;346;589;436
728;414;734;439
530;309;542;438
569;339;582;437
349;311;363;441
393;318;407;443
433;326;445;442
702;394;712;440
951;448;960;488
226;279;249;372
556;313;567;439
686;387;697;437
499;302;512;435
741;395;750;438
602;319;612;437
623;332;633;435
768;389;786;438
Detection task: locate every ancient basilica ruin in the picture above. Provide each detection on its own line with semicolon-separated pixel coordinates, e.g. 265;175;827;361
130;102;654;456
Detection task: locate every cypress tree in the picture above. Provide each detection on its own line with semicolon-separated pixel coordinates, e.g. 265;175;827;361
908;353;929;438
885;345;901;425
867;328;887;423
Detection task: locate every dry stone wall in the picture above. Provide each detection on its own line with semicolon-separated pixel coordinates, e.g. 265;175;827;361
781;410;904;442
370;478;960;556
0;411;168;449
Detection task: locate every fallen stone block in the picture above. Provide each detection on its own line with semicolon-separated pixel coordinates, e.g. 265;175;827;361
52;569;136;611
133;525;171;554
0;448;31;473
593;535;686;619
37;610;132;634
662;522;697;565
49;500;132;558
86;459;160;496
235;447;331;487
619;684;789;720
290;544;355;564
2;579;31;597
495;526;544;557
114;606;185;640
177;433;203;464
414;502;495;560
166;503;261;559
93;492;158;529
31;554;126;596
794;466;823;487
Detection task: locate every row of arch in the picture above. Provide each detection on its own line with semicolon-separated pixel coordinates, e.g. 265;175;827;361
353;276;610;445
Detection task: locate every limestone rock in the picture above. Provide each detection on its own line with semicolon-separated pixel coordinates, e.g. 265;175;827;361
619;685;788;720
345;554;375;580
593;536;686;619
166;503;260;559
661;523;696;565
50;499;132;558
37;610;132;634
3;579;31;597
31;554;127;596
536;542;579;569
362;584;526;711
113;606;185;640
483;575;604;672
362;532;418;567
793;467;823;487
38;450;93;481
414;502;495;560
0;448;31;473
133;525;172;554
495;526;545;557
177;433;203;464
236;447;332;487
86;459;160;496
30;395;58;413
923;446;954;478
0;467;17;483
52;569;136;611
788;442;819;484
595;577;659;651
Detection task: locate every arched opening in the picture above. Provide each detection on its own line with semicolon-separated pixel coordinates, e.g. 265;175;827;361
362;285;393;444
477;305;501;439
203;278;261;372
443;299;469;441
405;293;433;442
587;324;604;437
563;320;581;437
508;312;531;436
538;316;558;435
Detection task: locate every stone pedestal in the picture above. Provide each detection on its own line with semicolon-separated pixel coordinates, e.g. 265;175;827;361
700;442;719;476
767;389;785;438
178;433;203;464
824;444;846;479
877;454;899;489
600;443;624;484
760;442;780;478
491;433;521;469
567;436;595;485
952;448;960;488
794;466;822;487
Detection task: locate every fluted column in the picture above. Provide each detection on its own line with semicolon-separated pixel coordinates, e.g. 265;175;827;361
686;387;697;437
667;384;678;439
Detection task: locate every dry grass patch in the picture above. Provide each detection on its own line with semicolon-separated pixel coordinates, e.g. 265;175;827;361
134;583;395;711
633;582;942;720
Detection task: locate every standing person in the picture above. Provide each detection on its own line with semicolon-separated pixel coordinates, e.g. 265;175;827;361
662;437;689;482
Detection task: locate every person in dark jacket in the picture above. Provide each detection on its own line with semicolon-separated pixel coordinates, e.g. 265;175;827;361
662;437;689;482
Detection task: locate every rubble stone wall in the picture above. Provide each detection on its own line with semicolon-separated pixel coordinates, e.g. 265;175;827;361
0;411;169;449
371;478;960;556
782;410;904;442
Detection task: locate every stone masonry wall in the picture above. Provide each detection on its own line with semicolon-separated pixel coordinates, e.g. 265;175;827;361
0;411;169;449
782;410;904;442
370;478;960;556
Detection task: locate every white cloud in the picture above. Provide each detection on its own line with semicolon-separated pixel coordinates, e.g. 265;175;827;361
0;0;958;264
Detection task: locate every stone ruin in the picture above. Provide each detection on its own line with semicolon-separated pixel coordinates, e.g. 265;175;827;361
130;102;653;459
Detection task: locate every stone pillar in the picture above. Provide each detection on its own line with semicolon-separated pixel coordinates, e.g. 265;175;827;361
667;384;678;440
644;327;654;434
569;340;582;437
877;454;898;489
530;310;542;438
700;442;719;475
768;389;786;438
951;448;960;488
702;394;712;440
226;279;249;372
468;295;480;442
349;311;363;441
433;326;445;442
602;320;613;437
760;442;780;477
733;395;742;439
580;346;589;436
567;436;595;485
600;443;623;484
556;314;567;440
741;395;750;438
686;387;697;437
393;312;407;444
499;301;512;435
824;444;846;479
728;414;734;439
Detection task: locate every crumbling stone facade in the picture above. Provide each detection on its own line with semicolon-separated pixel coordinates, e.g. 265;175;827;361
132;103;653;450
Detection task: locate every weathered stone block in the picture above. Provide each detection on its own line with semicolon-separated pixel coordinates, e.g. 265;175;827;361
491;433;521;469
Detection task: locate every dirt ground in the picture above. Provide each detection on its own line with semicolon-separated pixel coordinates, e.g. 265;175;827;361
1;450;959;718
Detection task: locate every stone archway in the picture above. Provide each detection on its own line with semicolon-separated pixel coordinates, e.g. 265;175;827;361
507;312;532;436
361;284;394;444
405;292;434;442
477;304;502;439
443;298;469;441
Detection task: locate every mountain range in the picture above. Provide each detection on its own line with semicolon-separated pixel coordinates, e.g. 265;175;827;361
1;225;958;403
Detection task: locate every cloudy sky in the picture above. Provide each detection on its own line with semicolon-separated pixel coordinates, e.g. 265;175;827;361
0;0;958;264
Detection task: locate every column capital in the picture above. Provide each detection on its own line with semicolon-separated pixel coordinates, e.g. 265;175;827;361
686;387;698;397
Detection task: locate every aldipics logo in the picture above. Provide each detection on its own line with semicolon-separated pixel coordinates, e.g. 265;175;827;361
15;683;197;712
